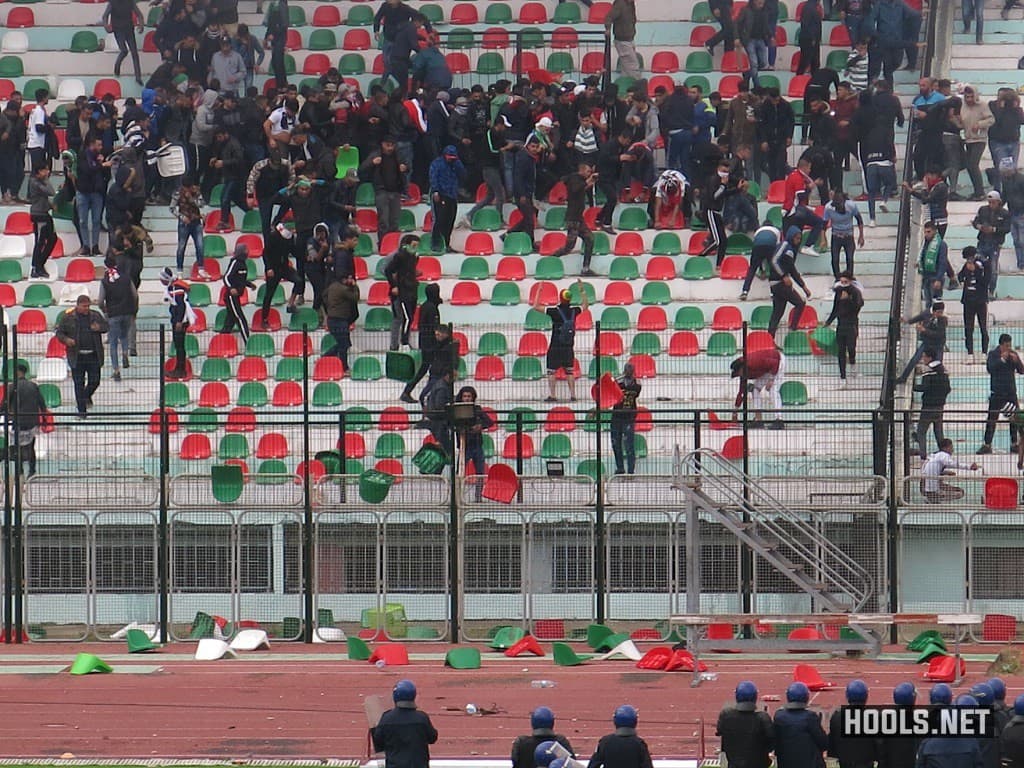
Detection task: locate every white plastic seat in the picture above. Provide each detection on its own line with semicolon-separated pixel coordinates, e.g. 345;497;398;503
195;638;237;660
110;621;159;640
312;627;346;643
0;236;26;259
35;358;67;382
229;628;270;651
1;31;29;54
56;78;86;102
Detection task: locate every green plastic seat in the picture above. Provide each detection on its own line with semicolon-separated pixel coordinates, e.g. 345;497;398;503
478;332;508;356
749;305;773;330
541;433;572;459
553;641;591;666
0;261;22;282
338;53;366;75
505;407;538;432
502;232;533;255
22;284;53;307
245;334;275;358
783;332;811;356
553;2;581;22
255;459;291;484
691;1;714;21
588;356;619;379
336;146;360;179
210;184;226;207
275;357;305;381
476;52;506;75
346;4;372;24
218;434;250;460
766;206;784;229
312;381;342;407
203;234;227;258
287;4;306;24
289;307;319;331
634;434;648;459
631;332;661;356
780;380;808;406
146;5;163;25
385;350;417;381
592;231;611;256
569;282;596;305
641;282;672;305
237;381;268;407
706;332;738;357
683;256;714;280
535;256;564;280
308;29;337;50
576;459;606;483
283;53;296;75
684;74;711;92
484;2;513;23
241;209;262;233
419;3;443;23
600;307;630;331
609;257;639;280
759;74;780;92
511;356;544;381
459;257;490;280
617;208;649;231
163;381;190;408
684;50;713;74
355;182;376;207
491;282;521;306
355;234;374;257
543;207;567;231
826;50;849;71
472;208;503;232
488;625;526;650
525;309;550;330
365;307;392;331
547;52;574;74
675;306;705;330
812;326;838;355
583;411;613;432
200;358;232;382
351;356;383;381
38;382;62;409
183;334;200;359
907;630;946;652
0;56;22;78
70;30;100;53
375;433;406;459
447;27;475;49
187;407;219;432
614;76;635;92
188;283;212;307
344;407;374;432
726;233;753;254
651;232;682;255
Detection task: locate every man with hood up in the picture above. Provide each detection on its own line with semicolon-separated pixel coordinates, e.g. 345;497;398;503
428;145;466;254
400;282;442;403
453;385;494;500
220;243;257;342
190;89;220;199
305;222;333;323
611;362;642;475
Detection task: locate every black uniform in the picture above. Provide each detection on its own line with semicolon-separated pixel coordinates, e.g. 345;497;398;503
825;280;863;380
772;707;827;768
1000;714;1024;767
511;731;575;768
261;229;301;325
916;736;984;768
913;361;951;459
402;283;443;399
371;704;438;768
587;728;654;768
766;240;809;337
716;706;774;768
827;708;879;768
220;251;256;342
959;261;990;355
383;245;420;350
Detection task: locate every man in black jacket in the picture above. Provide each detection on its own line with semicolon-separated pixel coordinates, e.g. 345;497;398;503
979;333;1024;454
55;295;110;417
973;190;1012;298
372;679;438;768
587;705;653;768
505;139;542;248
551;163;598;275
913;350;951;460
4;362;47;477
98;256;138;381
383;234;421;351
211;126;247;231
773;683;827;768
824;271;863;387
895;301;948;385
400;283;442;403
756;88;795;181
767;226;812;337
959;247;990;364
595;131;634;234
717;682;773;768
706;0;736;53
360;136;408;242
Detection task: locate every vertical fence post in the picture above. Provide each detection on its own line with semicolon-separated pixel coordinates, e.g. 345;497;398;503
10;329;20;642
601;31;612;93
2;322;10;643
594;321;605;624
158;325;169;643
301;327;313;643
514;30;523;82
739;323;752;624
338;411;348;504
448;323;460;642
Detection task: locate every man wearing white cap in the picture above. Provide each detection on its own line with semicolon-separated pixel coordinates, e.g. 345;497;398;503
972;190;1010;296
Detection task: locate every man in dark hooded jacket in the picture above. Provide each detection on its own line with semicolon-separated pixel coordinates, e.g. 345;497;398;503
400;282;443;403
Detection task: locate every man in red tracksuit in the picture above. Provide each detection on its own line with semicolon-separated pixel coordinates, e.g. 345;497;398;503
731;347;787;430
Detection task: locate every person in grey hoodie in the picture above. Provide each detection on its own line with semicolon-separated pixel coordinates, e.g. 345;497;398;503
190;89;220;199
28;164;57;278
209;37;246;97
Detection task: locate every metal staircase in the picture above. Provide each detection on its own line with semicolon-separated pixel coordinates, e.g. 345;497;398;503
676;448;875;614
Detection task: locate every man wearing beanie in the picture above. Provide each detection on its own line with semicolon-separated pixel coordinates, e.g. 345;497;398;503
220;244;257;342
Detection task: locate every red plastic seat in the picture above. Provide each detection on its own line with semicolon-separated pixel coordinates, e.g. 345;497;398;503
496;257;526;280
354;209;378;233
583;207;601;230
180;433;211;460
340;432;366;458
794;662;834;689
775;25;788;45
63;257;95;283
464;232;495;256
551;27;578;48
375;459;404;479
539;232;567;256
545;407;576;432
217;285;247;307
445;52;471;74
256;432;289;459
163;358;194;379
574;309;593;332
207;333;239;358
405;184;422;205
203;211;233;234
614;233;644;256
603;282;634;306
198;381;231;408
271;381;303;407
528;282;558;306
368;643;410;665
452;331;469;356
647;75;675;97
636;646;671;670
651;51;680;73
581;51;604;74
982;613;1017;641
295;459;327;483
628;354;656;379
637;306;667;331
985;478;1019;509
721;50;750;73
482;27;510;49
643;256;675;281
510;52;540;72
719;255;749;280
788;75;811;98
829;25;851;46
546;181;567;205
518;2;548;22
517;332;548;356
236;234;263;258
343;29;372;50
93;78;121;99
923;655;966;682
718;75;742;99
712;306;742;330
303;53;331;75
721;435;747;460
0;284;15;308
379;232;402;254
16;309;47;333
251;309;280;332
313;355;345;381
687;231;709;255
6;8;35;27
596;331;624;356
150;408;179;434
312;5;341;25
502;433;534;459
747;330;777;353
367;282;391;305
450;3;478;23
474;355;506;381
534;620;565;640
4;211;31;235
371;53;385;74
285;28;302;50
44;336;66;358
451;282;482;306
482;463;519;503
668;331;699;357
379;406;410;431
689;25;716;46
767;180;787;204
225;406;256;432
790;305;818;329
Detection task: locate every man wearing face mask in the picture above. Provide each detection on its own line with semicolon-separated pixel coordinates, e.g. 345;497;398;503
700;158;738;269
383;234;421;351
767;227;812;338
823;190;865;279
824;271;863;387
428;145;466;254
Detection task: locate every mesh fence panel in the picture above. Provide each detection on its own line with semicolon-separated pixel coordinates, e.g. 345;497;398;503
968;512;1024;642
92;511;159;640
23;511;90;640
606;509;674;628
168;510;236;640
751;511;816;615
237;511;304;639
382;509;449;640
679;514;743;614
897;509;967;642
460;508;527;642
527;509;595;639
314;511;381;641
822;508;888;614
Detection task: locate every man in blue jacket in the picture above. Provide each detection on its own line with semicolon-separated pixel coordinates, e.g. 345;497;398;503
505;139;542;248
773;682;827;768
428;145;465;253
864;0;911;85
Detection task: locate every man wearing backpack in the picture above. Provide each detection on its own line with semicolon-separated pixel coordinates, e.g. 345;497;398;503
533;280;589;403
